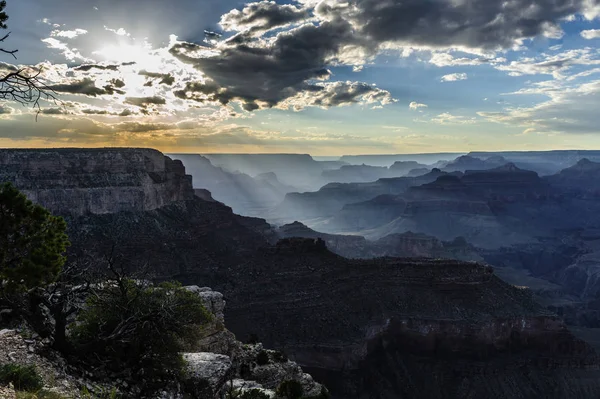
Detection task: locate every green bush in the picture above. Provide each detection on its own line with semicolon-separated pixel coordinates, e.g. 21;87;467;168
256;350;270;366
0;363;43;392
0;183;69;292
71;281;212;391
276;380;303;399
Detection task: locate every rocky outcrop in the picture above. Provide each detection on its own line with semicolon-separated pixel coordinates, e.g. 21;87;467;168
276;222;481;261
181;286;326;398
546;158;600;195
0;285;326;399
222;246;600;398
0;148;194;217
442;155;505;172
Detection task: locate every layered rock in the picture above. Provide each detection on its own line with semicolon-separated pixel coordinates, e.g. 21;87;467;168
546;158;600;195
170;154;295;216
277;168;448;220
222;243;600;398
0;148;194;217
276;221;481;261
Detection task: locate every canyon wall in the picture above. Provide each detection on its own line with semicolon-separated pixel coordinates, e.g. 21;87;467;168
0;148;194;216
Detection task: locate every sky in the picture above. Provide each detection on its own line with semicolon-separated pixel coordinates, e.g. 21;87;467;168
1;0;600;155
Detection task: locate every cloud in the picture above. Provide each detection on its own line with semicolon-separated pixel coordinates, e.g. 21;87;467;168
430;113;477;125
441;73;468;82
495;48;600;79
429;53;494;67
0;104;13;115
139;70;175;86
479;79;600;134
314;0;596;51
124;96;167;107
75;64;120;72
41;38;93;62
40;108;67;115
278;81;394;110
48;78;115;97
169;19;364;111
219;1;311;37
409;101;428;110
104;26;130;36
50;28;88;39
581;29;600;39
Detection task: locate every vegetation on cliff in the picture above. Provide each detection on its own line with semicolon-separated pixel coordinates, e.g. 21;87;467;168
0;182;69;292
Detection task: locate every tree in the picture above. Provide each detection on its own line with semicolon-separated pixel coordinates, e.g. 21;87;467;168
0;1;7;30
276;380;304;399
70;265;212;392
0;183;69;291
0;1;58;111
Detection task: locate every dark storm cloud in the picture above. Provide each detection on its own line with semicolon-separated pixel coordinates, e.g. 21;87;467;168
165;0;598;111
75;64;120;72
304;81;393;107
110;79;126;88
220;1;311;35
139;70;175;86
170;20;366;110
48;78;114;97
0;62;18;73
315;0;598;50
124;96;167;107
40;107;67;115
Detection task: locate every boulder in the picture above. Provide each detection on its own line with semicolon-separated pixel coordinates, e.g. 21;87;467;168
182;352;232;397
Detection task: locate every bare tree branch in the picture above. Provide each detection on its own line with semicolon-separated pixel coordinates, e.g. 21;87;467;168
0;31;17;59
0;67;60;118
1;3;60;116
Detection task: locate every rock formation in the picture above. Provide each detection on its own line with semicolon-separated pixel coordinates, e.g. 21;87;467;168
0;286;326;398
169;154;295;216
0;148;194;217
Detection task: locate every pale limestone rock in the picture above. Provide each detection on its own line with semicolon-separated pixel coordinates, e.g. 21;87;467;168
182;353;232;395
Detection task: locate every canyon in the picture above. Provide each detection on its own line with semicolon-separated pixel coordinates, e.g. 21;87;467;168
3;148;600;398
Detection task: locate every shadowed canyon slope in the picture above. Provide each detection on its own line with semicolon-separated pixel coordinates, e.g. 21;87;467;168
2;148;600;398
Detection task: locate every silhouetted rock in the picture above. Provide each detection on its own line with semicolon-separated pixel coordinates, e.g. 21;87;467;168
277;168;449;219
321;164;391;183
546;158;600;194
170;154;294;216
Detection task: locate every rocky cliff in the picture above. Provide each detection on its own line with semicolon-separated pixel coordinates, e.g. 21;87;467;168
0;286;326;398
0;148;194;217
225;242;600;398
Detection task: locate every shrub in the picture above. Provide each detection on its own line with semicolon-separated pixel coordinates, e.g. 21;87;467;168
246;334;260;345
0;183;69;292
272;350;288;363
256;350;270;366
276;380;303;399
0;363;43;392
16;391;69;399
71;280;212;391
303;387;331;399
